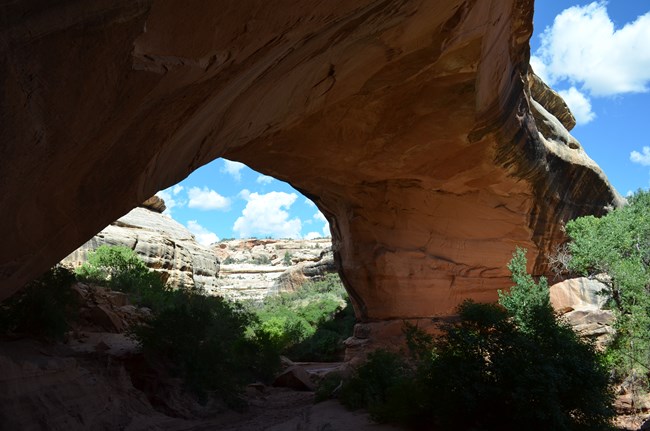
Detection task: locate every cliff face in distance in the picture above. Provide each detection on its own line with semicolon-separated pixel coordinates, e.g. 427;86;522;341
1;1;621;323
62;201;220;292
64;221;336;302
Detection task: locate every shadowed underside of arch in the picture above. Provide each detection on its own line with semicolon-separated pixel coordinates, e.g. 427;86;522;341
0;0;621;321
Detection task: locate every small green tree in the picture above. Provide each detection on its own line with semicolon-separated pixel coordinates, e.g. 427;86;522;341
133;291;280;405
283;251;292;266
76;245;168;310
566;190;650;387
0;266;78;340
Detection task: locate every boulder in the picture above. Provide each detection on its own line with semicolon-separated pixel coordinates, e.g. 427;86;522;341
272;365;317;392
550;277;615;348
550;276;610;311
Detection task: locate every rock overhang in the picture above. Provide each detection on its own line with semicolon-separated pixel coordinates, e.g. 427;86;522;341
0;0;622;320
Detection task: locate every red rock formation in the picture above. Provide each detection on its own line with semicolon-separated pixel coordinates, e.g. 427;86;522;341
1;1;621;323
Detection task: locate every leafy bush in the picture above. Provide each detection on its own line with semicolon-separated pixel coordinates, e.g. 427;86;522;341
283;251;292;266
337;248;614;431
76;245;169;311
133;291;280;405
247;273;354;360
222;256;236;265
0;266;78;340
251;255;271;265
566;190;650;387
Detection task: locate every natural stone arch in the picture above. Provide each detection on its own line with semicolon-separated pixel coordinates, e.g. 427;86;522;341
1;1;620;326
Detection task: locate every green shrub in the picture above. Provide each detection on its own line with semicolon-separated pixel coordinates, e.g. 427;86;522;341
566;190;650;387
0;266;78;340
133;291;280;405
337;249;614;431
246;274;354;360
251;255;271;265
283;251;292;266
340;349;416;424
76;245;169;311
286;301;356;361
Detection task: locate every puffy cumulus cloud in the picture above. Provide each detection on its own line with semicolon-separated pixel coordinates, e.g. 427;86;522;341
533;2;650;97
233;191;302;238
238;189;251;200
630;146;650;166
304;231;321;240
186;220;219;246
172;185;184;195
221;159;246;181
557;87;596;125
188;187;231;211
156;188;186;216
256;175;273;185
313;211;331;237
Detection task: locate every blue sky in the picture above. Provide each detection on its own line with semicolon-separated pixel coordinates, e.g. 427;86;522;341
157;1;650;245
530;1;650;197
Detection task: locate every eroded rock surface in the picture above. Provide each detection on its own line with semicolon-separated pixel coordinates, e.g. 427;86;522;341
211;238;335;301
1;1;621;324
62;206;219;291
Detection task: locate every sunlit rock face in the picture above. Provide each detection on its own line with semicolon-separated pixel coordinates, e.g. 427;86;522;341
62;205;220;292
1;1;621;320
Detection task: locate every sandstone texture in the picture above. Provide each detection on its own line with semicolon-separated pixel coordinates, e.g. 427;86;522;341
212;238;335;301
62;206;219;291
550;276;615;348
1;1;622;325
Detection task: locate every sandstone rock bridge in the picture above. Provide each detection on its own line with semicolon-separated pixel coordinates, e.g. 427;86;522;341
1;1;621;325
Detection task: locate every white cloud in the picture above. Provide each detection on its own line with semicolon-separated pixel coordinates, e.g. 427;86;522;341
557;87;596;125
186;220;219;246
304;199;316;207
313;211;331;237
304;231;321;240
533;2;650;96
238;189;251;200
630;146;650;166
256;175;273;185
221;159;246;181
156;188;186;216
529;55;550;84
188;187;231;211
233;191;302;238
172;185;184;195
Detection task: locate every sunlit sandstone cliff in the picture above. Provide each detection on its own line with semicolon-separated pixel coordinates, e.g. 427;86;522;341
0;1;621;322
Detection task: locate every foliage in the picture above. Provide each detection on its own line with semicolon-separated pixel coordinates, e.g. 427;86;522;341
222;256;236;265
336;249;614;431
133;290;280;405
0;266;78;340
250;255;271;265
565;190;650;387
498;247;555;335
283;251;292;266
246;273;354;361
339;350;416;424
75;245;169;311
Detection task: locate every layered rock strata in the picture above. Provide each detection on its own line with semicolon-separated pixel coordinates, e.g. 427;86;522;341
211;238;335;301
1;1;621;326
62;205;219;291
